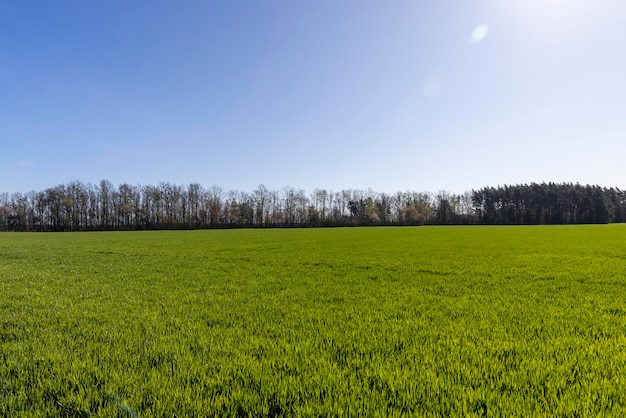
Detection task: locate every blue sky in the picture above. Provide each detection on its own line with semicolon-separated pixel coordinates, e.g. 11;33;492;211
2;0;625;195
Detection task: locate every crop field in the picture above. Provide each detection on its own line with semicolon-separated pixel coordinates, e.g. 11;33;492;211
1;226;626;416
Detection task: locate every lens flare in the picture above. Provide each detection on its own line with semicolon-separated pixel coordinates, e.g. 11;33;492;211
470;24;489;44
422;79;441;99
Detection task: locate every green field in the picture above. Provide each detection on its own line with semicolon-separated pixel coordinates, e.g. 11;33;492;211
1;226;626;416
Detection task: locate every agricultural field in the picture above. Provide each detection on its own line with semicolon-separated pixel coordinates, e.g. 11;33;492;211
1;225;626;416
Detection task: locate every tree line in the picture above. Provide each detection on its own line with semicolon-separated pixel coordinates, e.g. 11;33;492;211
472;183;624;225
0;181;623;231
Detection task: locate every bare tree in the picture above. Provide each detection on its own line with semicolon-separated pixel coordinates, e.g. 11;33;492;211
207;185;224;228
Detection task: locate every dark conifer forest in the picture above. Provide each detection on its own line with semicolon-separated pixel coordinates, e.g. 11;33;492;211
0;181;623;231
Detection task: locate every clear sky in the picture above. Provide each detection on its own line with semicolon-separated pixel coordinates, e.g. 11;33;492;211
2;0;625;195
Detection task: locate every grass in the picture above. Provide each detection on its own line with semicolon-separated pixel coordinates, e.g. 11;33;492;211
1;225;626;416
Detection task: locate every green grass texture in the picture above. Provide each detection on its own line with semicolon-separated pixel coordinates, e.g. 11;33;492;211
1;225;626;416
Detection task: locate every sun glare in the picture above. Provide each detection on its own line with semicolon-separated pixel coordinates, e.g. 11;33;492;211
502;0;620;42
